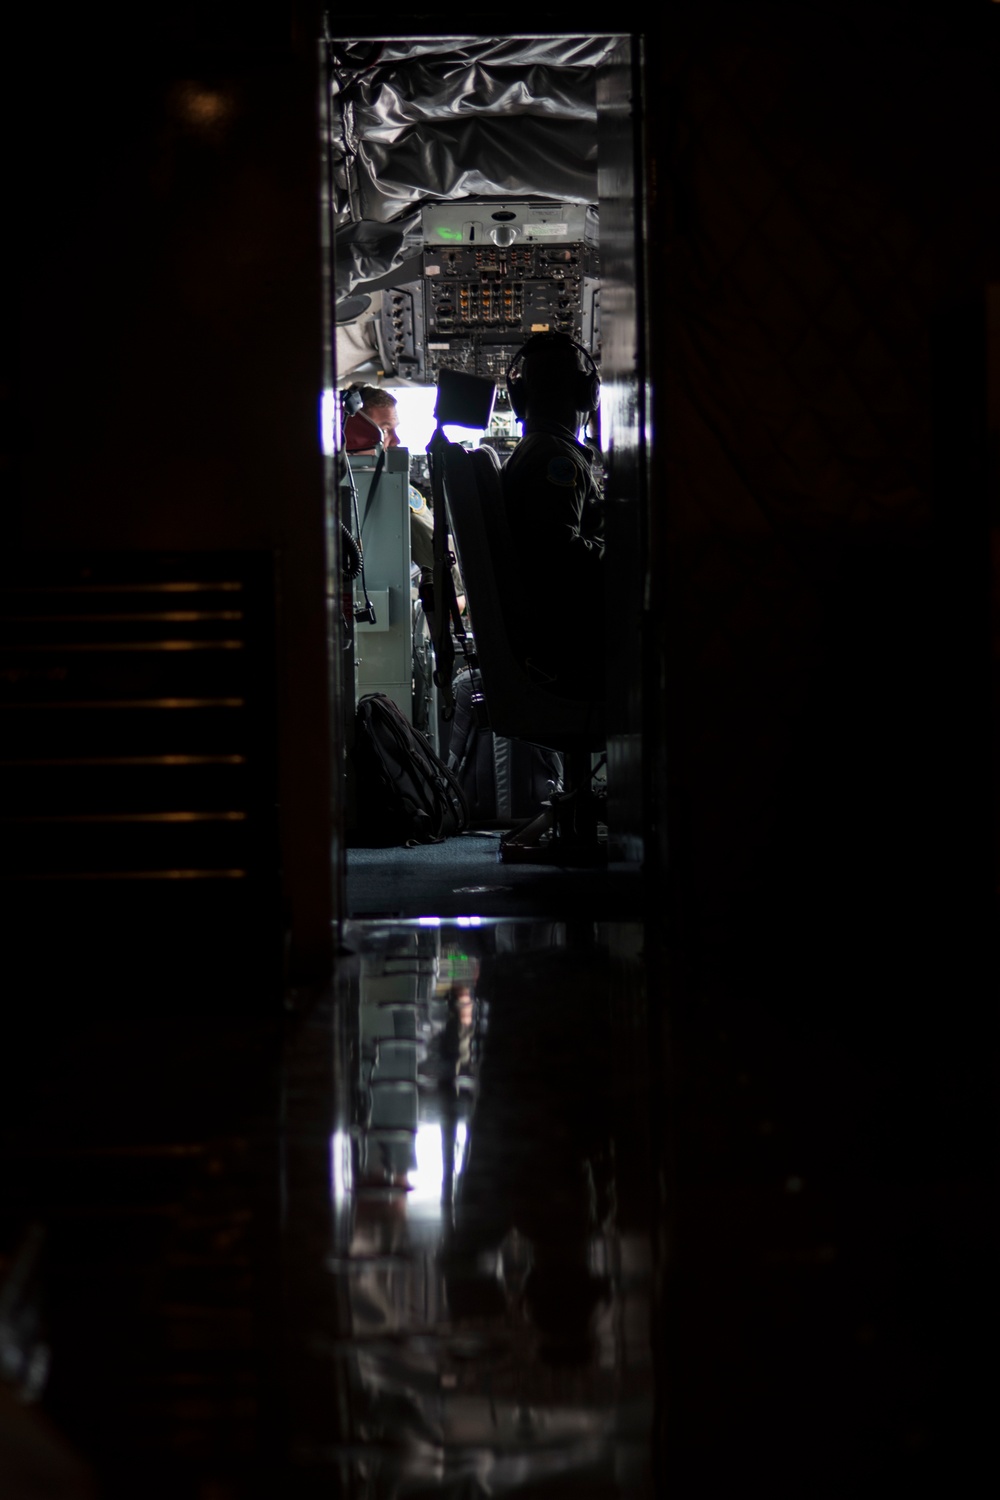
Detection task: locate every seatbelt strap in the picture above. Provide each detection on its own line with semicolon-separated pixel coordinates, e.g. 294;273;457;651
359;447;386;536
427;429;459;718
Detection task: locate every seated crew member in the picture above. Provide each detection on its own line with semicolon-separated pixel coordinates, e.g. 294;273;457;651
343;383;401;459
501;335;604;701
346;384;465;613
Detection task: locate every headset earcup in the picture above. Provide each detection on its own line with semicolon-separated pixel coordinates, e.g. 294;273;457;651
507;375;527;422
577;370;601;412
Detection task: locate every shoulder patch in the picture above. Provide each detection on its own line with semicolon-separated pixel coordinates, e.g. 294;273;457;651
545;455;579;488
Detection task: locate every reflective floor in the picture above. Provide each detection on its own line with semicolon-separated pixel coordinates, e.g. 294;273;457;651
1;899;991;1498
282;919;655;1498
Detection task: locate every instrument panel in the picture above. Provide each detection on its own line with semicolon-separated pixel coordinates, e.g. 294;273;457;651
379;200;601;383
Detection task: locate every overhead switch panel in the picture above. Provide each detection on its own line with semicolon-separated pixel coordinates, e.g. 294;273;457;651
380;200;600;383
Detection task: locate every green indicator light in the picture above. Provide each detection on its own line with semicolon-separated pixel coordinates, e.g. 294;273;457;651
438;227;464;242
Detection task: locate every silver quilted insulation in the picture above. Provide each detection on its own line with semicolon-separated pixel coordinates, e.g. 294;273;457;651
327;35;617;299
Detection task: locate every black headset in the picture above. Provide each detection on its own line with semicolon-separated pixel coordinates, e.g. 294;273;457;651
505;332;601;421
341;383;364;417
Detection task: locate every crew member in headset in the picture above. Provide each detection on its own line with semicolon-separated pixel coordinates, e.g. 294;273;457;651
345;384;465;613
502;333;604;701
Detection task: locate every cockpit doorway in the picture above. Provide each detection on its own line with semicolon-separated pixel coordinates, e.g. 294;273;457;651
322;33;648;920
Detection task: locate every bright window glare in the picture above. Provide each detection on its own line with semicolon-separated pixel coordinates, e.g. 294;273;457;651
386;386;486;454
386;386;438;453
320;389;337;456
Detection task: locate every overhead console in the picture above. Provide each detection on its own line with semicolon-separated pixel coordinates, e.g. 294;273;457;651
379;200;601;384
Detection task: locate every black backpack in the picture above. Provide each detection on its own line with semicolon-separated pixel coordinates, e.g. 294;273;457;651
352;692;469;846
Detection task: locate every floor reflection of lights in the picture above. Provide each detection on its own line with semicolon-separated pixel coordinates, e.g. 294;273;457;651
308;917;654;1494
409;1117;469;1210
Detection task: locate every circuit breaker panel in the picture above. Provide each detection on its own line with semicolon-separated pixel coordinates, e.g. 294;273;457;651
380;200;600;384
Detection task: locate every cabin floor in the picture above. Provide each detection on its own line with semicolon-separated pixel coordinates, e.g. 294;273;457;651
0;848;990;1498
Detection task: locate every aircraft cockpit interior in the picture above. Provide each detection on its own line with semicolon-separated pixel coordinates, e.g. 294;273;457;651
4;13;993;1497
324;34;647;896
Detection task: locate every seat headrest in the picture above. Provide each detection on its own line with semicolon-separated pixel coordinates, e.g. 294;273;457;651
476;443;503;470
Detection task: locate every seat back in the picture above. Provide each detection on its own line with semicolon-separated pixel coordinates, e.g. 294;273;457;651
442;441;604;749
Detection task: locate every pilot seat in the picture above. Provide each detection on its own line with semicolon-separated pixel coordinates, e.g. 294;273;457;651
439;440;606;864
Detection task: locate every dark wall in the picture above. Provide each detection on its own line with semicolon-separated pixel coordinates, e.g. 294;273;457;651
3;4;335;987
643;11;998;1490
647;2;998;986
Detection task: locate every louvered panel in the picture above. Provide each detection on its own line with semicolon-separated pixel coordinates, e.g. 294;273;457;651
1;706;249;761
2;819;255;879
0;553;281;998
0;558;273;883
1;761;252;817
